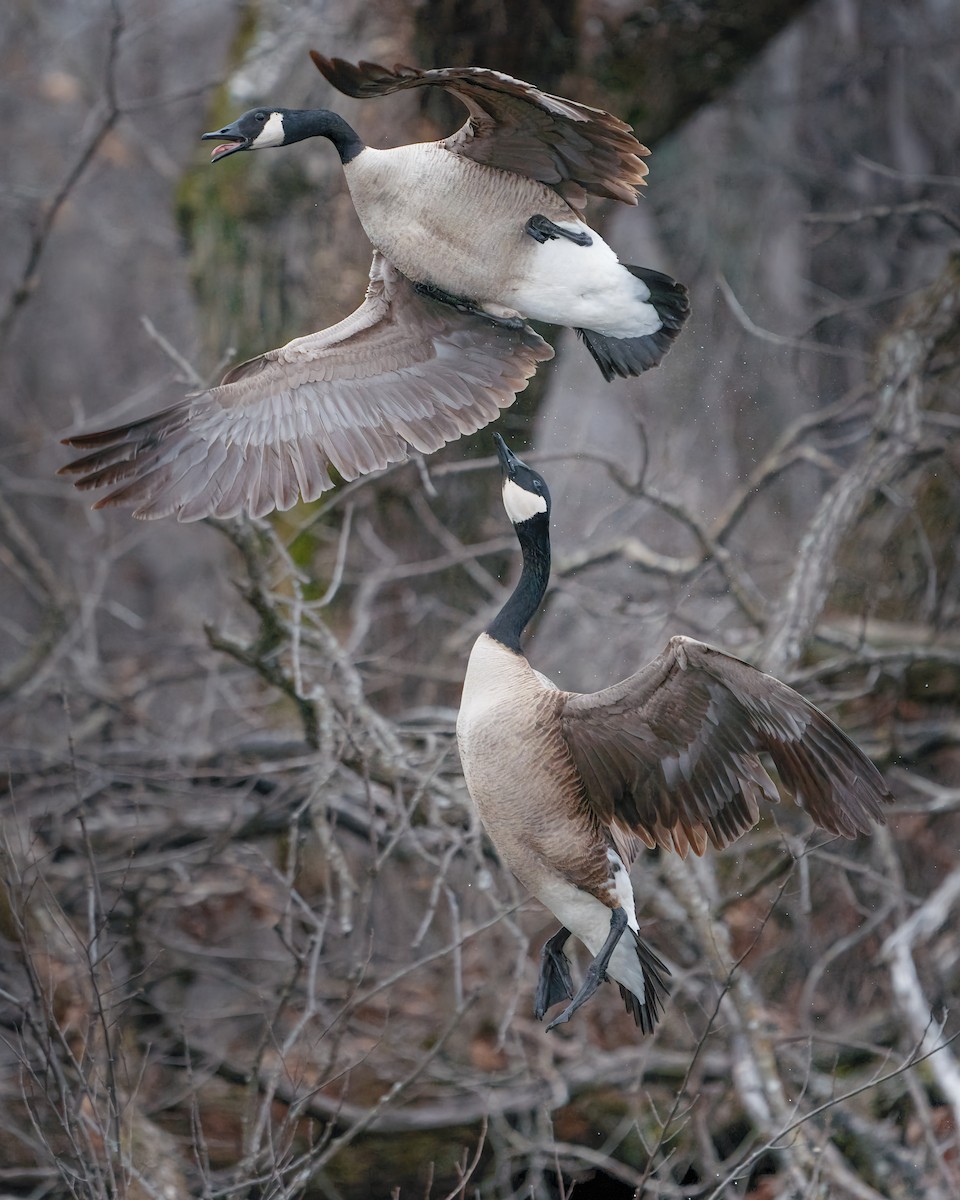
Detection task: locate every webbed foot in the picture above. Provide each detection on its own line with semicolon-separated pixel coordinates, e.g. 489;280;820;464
413;281;525;329
525;214;593;247
545;907;628;1032
534;926;574;1020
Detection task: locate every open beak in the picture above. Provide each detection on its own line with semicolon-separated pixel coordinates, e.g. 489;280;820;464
201;122;249;163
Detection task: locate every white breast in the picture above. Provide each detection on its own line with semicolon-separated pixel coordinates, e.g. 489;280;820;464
457;634;541;737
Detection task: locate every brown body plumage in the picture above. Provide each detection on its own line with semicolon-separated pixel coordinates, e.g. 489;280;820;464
457;437;892;1033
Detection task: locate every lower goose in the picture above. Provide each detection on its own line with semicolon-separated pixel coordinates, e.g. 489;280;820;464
456;436;892;1032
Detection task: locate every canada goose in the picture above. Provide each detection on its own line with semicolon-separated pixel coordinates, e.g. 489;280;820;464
59;254;551;520
206;54;690;383
457;436;892;1032
60;55;688;521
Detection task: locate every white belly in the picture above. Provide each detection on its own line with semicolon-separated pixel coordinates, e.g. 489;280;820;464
500;226;662;338
537;853;644;996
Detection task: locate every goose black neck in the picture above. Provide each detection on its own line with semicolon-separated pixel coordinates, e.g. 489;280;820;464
284;108;365;163
487;514;551;654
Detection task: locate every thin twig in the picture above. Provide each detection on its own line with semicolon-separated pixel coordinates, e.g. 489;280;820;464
804;201;960;238
0;0;125;344
718;274;869;361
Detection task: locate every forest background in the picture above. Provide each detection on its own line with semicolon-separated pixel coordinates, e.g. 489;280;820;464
2;1;959;1197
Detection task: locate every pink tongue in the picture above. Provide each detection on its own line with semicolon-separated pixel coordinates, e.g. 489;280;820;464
211;143;235;160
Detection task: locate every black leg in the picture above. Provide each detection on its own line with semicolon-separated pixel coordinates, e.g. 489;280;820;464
546;906;628;1032
534;926;574;1020
413;280;477;312
525;214;593;247
413;281;524;329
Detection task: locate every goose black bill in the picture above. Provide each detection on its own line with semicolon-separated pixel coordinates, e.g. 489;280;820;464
201;122;248;162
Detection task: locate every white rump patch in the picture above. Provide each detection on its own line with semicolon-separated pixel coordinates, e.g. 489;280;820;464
251;112;286;149
607;849;639;932
502;478;547;524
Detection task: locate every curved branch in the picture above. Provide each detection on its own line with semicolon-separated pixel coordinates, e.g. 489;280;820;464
762;252;960;675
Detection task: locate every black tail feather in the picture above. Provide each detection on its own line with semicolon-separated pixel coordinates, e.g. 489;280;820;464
578;325;678;380
577;265;690;381
617;930;671;1035
626;264;691;331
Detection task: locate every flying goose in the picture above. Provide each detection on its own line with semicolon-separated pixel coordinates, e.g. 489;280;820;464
457;437;892;1032
296;54;690;381
59;255;551;520
61;54;688;520
191;55;690;381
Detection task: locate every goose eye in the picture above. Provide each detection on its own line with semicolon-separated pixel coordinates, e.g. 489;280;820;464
255;112;267;122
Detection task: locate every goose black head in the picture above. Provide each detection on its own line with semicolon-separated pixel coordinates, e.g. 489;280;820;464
494;433;551;526
202;108;292;161
203;107;364;164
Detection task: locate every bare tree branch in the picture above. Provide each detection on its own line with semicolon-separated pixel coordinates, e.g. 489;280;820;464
762;253;960;675
0;0;125;345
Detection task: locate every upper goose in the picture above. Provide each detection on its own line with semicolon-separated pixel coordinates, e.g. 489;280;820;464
191;54;689;384
60;54;687;522
457;437;892;1033
296;54;690;381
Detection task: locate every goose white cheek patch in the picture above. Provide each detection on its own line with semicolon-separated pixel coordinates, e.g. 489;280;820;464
502;478;547;524
251;112;286;148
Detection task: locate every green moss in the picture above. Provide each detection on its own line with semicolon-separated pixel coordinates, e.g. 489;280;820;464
171;5;347;540
830;462;960;627
175;153;302;371
173;5;319;372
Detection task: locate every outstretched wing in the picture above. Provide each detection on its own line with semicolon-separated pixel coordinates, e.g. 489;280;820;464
60;254;552;521
560;635;891;859
311;53;649;211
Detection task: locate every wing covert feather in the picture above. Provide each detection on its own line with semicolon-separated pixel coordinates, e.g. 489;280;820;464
311;53;649;210
560;636;890;859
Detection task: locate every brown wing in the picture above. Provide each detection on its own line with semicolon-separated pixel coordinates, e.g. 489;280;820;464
60;254;552;521
560;635;891;860
310;53;649;212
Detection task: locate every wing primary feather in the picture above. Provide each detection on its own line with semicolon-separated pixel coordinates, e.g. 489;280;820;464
61;256;551;521
559;637;891;855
